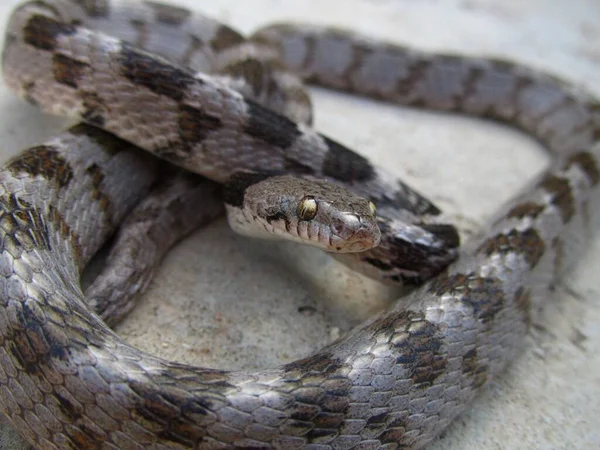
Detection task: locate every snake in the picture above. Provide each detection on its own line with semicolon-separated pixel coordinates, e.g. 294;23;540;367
0;0;599;449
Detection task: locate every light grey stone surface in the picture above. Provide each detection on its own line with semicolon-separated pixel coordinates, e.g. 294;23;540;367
0;0;599;449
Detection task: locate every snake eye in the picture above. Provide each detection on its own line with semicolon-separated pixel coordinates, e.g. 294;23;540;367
297;196;317;221
368;201;377;216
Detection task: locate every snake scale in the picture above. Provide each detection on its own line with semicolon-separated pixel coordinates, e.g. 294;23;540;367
0;0;599;449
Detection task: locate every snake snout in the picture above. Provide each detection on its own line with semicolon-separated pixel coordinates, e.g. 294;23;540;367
330;213;381;253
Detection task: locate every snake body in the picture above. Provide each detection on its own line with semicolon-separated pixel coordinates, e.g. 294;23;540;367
0;1;599;449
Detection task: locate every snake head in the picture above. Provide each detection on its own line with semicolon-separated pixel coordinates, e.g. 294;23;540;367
224;173;381;252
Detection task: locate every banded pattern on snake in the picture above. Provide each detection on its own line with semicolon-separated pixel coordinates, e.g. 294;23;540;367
0;1;599;449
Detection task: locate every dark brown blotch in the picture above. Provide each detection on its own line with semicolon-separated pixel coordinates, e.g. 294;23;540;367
450;55;496;113
396;58;432;99
50;342;75;362
374;310;448;388
367;412;389;427
375;180;441;216
461;348;489;389
379;423;412;447
7;145;73;188
129;381;214;447
510;75;535;115
265;211;288;229
429;273;505;324
66;424;104;449
313;412;344;430
8;336;37;373
539;174;575;223
484;59;533;121
321;136;375;182
419;223;461;250
306;427;339;443
290;403;319;422
19;307;52;357
23;14;77;51
282;419;315;438
74;0;110;17
220;58;267;98
22;81;39;107
283;350;344;377
178;103;223;146
223;172;270;208
567;151;600;186
283;351;351;443
137;393;178;422
210;24;245;52
0;194;51;252
119;43;197;102
85;163;114;230
458;66;485;108
506;201;546;220
406;332;447;386
363;257;393;271
478;228;546;268
145;1;191;25
49;205;83;265
155;430;195;448
80;91;106;127
54;391;83;421
52;53;89;88
489;58;520;72
514;286;532;329
244;99;301;149
283;156;316;175
68;124;135;156
341;41;371;90
360;218;458;285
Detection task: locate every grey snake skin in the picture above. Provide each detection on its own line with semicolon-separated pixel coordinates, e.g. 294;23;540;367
1;1;599;449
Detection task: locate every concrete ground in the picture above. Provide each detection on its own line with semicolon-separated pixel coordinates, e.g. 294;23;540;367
0;0;599;449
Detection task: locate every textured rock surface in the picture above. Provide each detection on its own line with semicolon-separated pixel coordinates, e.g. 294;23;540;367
0;0;599;449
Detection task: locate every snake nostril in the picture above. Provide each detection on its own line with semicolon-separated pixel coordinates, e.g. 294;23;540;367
331;222;346;236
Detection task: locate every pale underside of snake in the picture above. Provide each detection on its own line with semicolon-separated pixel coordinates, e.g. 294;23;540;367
0;1;599;449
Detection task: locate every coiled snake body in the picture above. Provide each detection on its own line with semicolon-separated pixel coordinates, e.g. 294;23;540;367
0;1;599;449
